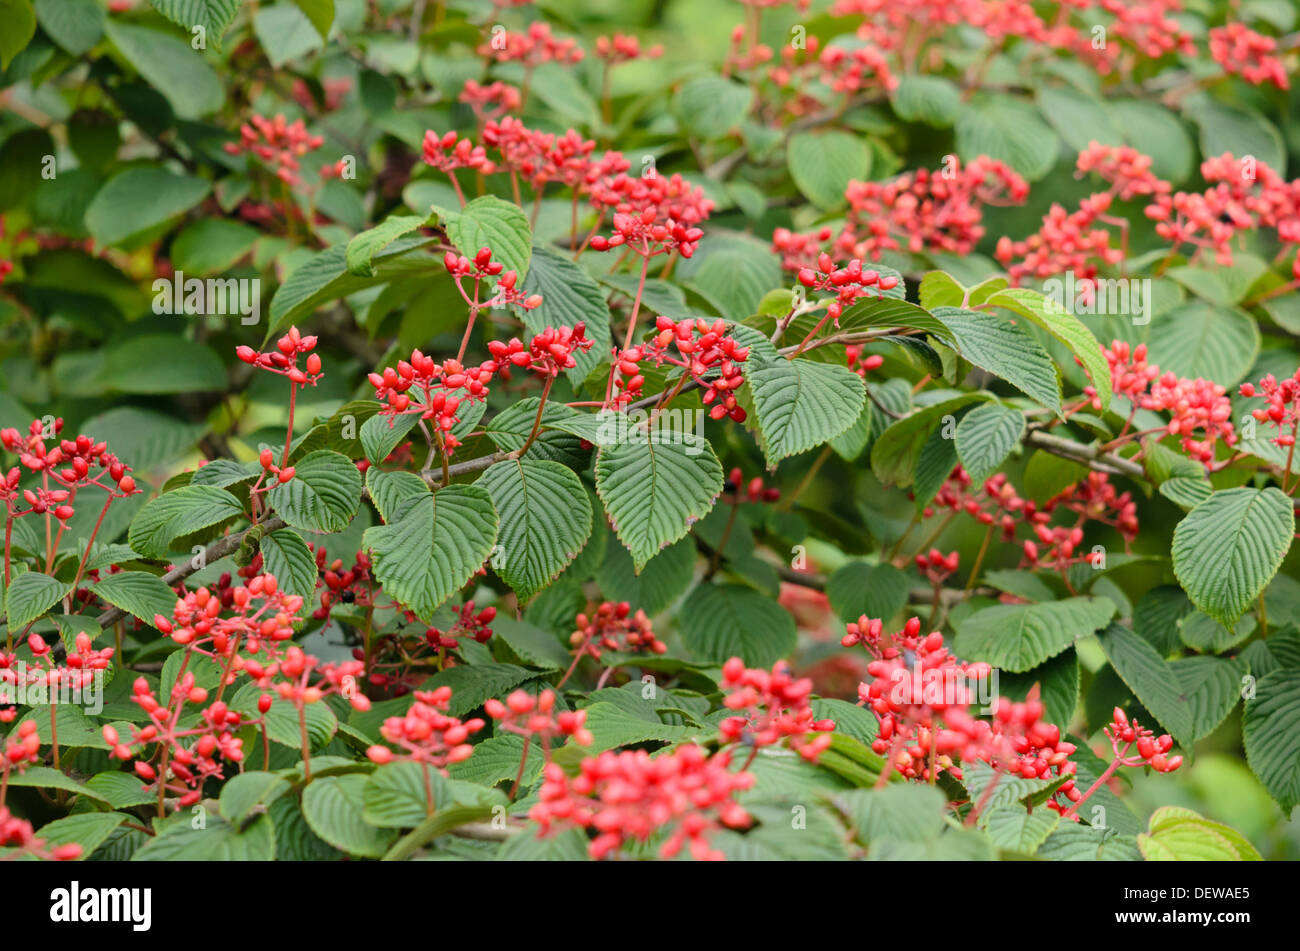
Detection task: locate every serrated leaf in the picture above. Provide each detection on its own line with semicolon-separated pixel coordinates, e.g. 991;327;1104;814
787;130;870;209
151;0;239;50
750;358;865;464
443;195;531;280
36;812;128;858
870;392;989;487
5;572;69;629
1172;487;1294;627
516;244;611;385
595;534;696;615
986;288;1111;411
258;529;318;602
85;167;211;247
267;450;362;533
363;484;499;621
931;306;1062;413
363;761;446;827
678;584;795;667
103;20;224;120
955;403;1025;483
1242;668;1300;813
955;95;1059;181
1139;806;1261;860
595;429;722;572
219;771;293;825
346;214;431;277
477;459;591;602
1095;623;1196;749
91;571;176;626
302;774;396;858
891;75;960;127
824;561;910;623
953;597;1115;672
982;805;1060;854
128;485;244;559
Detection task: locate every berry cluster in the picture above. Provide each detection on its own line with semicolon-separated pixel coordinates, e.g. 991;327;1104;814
639;316;750;421
593;33;663;65
477;22;584;68
797;253;901;321
425;602;497;650
222;113;325;186
725;467;780;504
485;689;594;753
1241;368;1300;449
444;247;542;311
459;79;521;122
719;657;836;763
570;601;665;661
1087;339;1236;464
588;207;705;260
366;686;484;768
235;326;323;386
530;745;754;860
488;323;594;379
368;348;498;458
1209;23;1289;89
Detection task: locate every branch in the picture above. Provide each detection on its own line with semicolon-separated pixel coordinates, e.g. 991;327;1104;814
1023;428;1147;481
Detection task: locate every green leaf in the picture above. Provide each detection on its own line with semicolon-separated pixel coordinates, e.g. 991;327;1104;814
103;20;224;119
151;0;240;50
291;0;334;39
365;468;427;525
0;0;35;69
491;617;571;670
477;459;592;602
36;812;128;858
1110;99;1195;184
750;359;866;465
346;214;431;277
1036;85;1122;151
516;244;611;385
359;411;419;466
680;232;783;321
1095;623;1196;749
787;130;870;209
443;195;532;280
891;75;960;127
259;529;319;603
219;770;293;825
678;584;795;667
302;774;397;857
1139;806;1262;861
1036;823;1142;861
267;450;362;533
956;95;1059;181
91;571;176;626
85;168;211;247
171;219;259;275
1242;668;1300;813
424;662;533;716
825;561;910;623
35;0;104;55
931;306;1062;413
1186;101;1285;175
134;813;276;860
986;288;1111;411
870;393;989;487
673;75;753;139
953;596;1115;672
5;572;70;629
102;335;226;393
595;429;722;572
982;805;1060;854
1172;487;1294;627
253;2;323;66
363;761;445;827
363;485;499;622
595;534;696;615
955;403;1025;483
128;485;245;559
1171;655;1242;742
1144;301;1260;387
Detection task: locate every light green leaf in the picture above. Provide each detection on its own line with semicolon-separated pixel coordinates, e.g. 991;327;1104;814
1171;487;1294;627
103;20;224;119
267;450;362;533
443;195;532;280
85;168;211;247
678;583;795;667
787;130;870;209
128;485;245;559
953;596;1115;672
5;572;70;629
986;288;1111;411
750;359;865;465
955;403;1025;483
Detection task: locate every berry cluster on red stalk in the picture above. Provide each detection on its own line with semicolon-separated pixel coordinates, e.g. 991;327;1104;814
0;801;80;859
1;417;140;593
845;346;884;378
106;677;256;809
594;33;663;65
488;323;594;379
1085;339;1236;465
485;689;594;754
719;657;836;764
626;316;751;421
459;79;521;122
477;22;584;68
797;253;901;322
530;745;754;860
368;347;497;460
425;602;497;650
1241;368;1300;448
223;113;325;186
569;601;665;664
588;206;705;260
1059;708;1182;821
915;548;960;585
365;686;485;769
